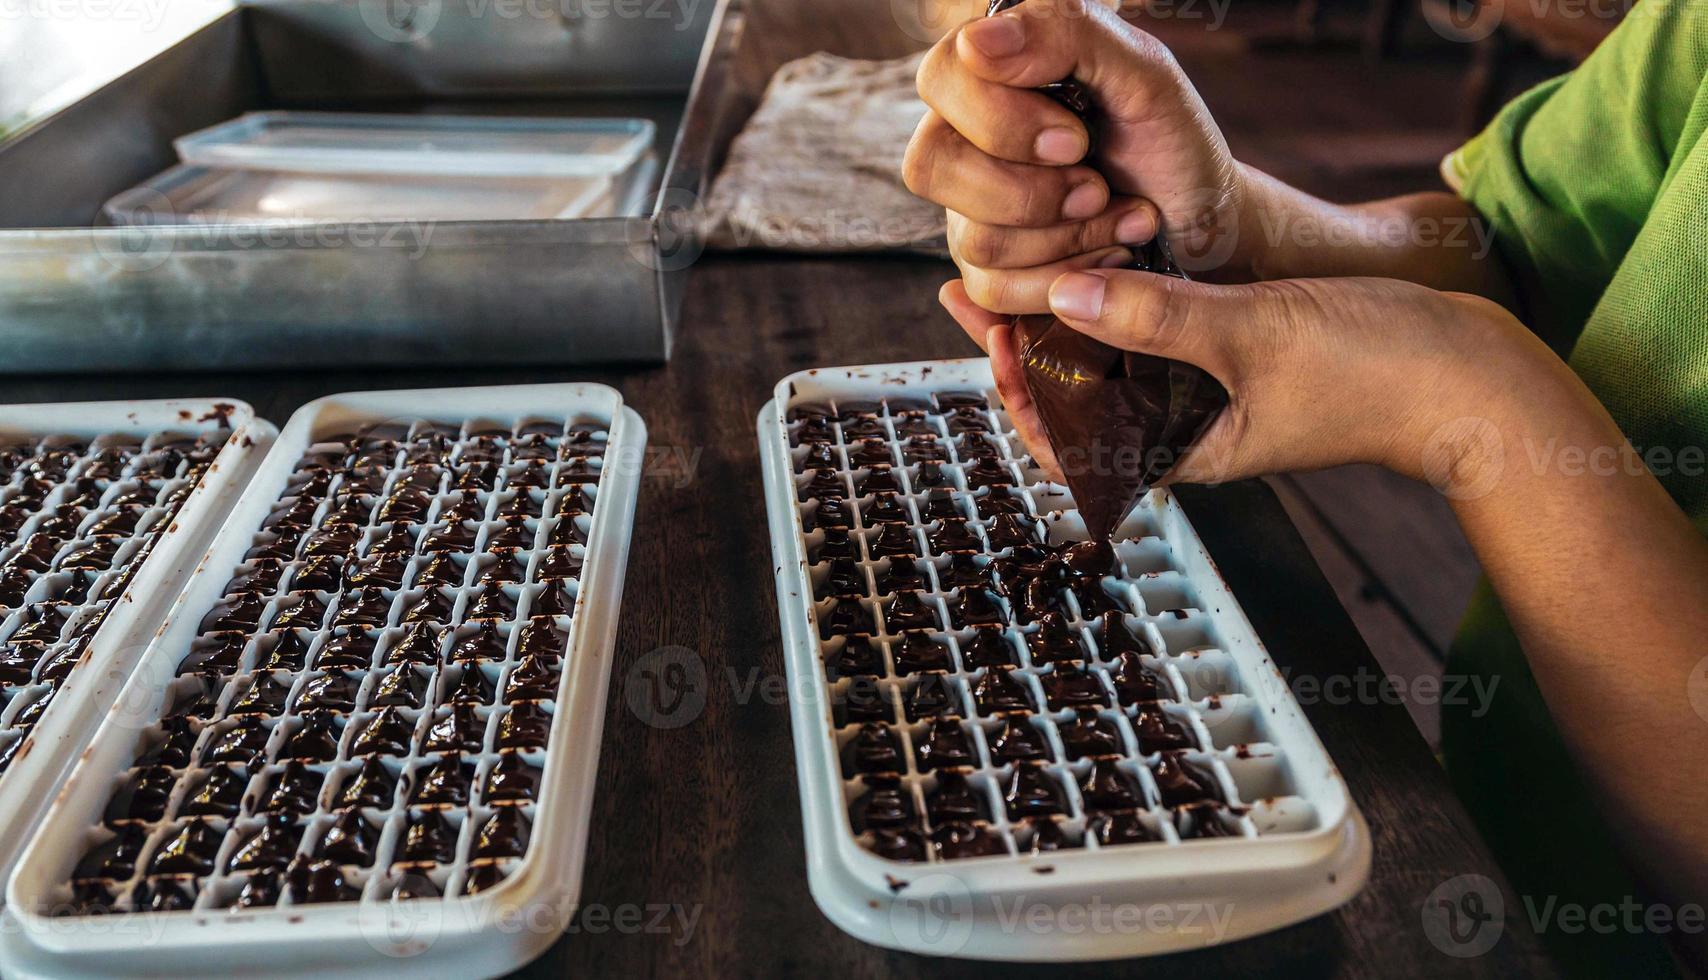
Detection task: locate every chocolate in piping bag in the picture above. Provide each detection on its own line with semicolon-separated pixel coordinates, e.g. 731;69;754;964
988;0;1228;540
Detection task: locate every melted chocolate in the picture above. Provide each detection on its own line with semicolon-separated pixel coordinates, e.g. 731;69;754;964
1026;818;1081;853
988;716;1048;764
503;653;560;702
845;722;903;775
1097;611;1155;659
1088;810;1156;846
959;627;1017;669
1004;761;1064;819
315;630;376;670
257;761;322;816
1151;752;1223;807
883;591;939;632
384;622;444;666
462;863;509;896
286;857;356;904
410;755;473;806
176;634;246;676
202;717;271;766
1109;650;1174;705
61;880;118;915
930;822;1007;859
914;716;976;770
1133;704;1197;753
136;717;198;769
874;560;929;600
73;824;149;880
350;707;415;757
496;702;553;750
852;774;914;831
335;757;398;810
472;808;531;860
483;752;540;804
1078;757;1144;811
148;819;223;876
984;0;1225;540
449;621;508;663
951;587;1007;629
1025;613;1086;664
423;705;486;754
228;814;302;873
890;632;952;675
1058;710;1123;761
133;876;197;912
1177;803;1237;839
294;671;359;713
448;664;497;706
397;808;458;865
180;765;250;818
868;827;927;861
869;523;917;560
903;672;958;722
232;871;282;909
1041;662;1109;710
317;809;379;866
106;766;177;823
926;770;988;823
972;668;1034;715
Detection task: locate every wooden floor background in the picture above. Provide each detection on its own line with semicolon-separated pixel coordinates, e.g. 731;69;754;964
1139;1;1567;746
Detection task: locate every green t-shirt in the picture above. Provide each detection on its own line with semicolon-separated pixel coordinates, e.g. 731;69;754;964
1441;3;1707;975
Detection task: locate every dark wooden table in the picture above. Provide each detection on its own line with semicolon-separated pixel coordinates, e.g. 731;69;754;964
6;254;1558;978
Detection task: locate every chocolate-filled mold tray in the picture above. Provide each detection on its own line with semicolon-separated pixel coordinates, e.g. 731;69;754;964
0;400;267;895
4;385;644;980
759;361;1369;960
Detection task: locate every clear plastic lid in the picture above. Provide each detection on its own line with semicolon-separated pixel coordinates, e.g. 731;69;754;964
174;111;656;179
102;165;625;224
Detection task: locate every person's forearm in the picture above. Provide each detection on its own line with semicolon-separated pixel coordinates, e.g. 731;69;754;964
1444;326;1708;952
1229;164;1518;309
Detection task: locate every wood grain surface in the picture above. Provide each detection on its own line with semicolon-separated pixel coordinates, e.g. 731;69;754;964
1;254;1558;978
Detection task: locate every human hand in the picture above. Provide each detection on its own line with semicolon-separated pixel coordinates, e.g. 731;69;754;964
904;0;1249;315
939;270;1556;490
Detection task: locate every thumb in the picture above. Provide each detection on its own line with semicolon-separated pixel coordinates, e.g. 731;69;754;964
1046;268;1277;382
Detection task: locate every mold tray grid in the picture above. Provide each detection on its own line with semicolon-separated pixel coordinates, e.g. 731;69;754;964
0;400;265;894
4;384;644;980
758;359;1369;961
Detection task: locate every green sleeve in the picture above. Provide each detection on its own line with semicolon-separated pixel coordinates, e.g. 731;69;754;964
1447;0;1708;350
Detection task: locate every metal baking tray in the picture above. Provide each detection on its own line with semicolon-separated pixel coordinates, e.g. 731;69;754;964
0;0;718;372
758;359;1370;959
105;113;660;225
2;383;645;978
0;400;271;895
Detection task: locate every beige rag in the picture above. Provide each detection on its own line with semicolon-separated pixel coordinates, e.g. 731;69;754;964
703;51;947;256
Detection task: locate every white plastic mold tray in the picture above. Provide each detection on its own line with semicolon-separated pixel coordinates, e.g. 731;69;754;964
758;359;1369;960
4;384;645;980
0;399;268;894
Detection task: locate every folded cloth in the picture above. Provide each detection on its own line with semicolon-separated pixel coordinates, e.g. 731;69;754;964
703;51;947;256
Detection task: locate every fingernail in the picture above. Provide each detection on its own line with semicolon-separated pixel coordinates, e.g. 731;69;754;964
1051;272;1107;320
964;16;1025;58
1034;127;1084;165
1062;182;1104;221
1097;249;1132;269
1116;208;1156;244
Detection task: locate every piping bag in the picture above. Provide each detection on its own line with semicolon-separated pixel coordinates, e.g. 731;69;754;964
986;0;1228;540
